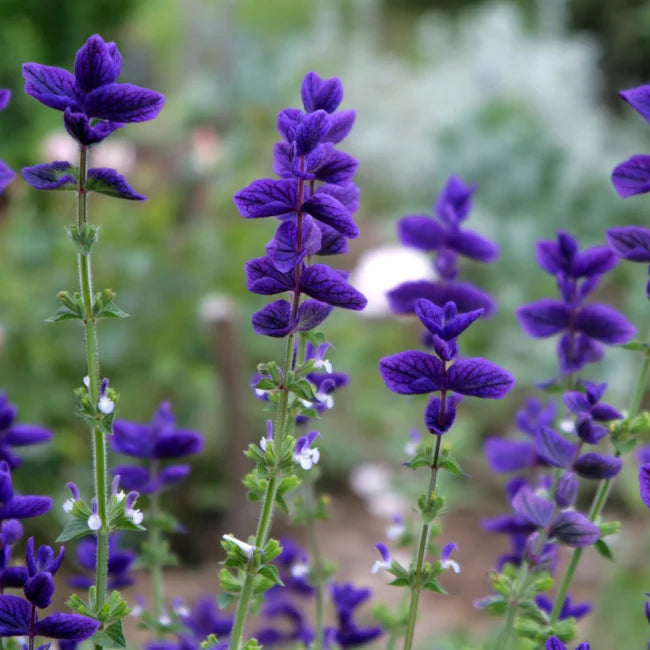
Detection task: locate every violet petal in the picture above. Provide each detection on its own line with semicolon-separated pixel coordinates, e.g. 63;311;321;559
378;351;443;395
446;358;515;399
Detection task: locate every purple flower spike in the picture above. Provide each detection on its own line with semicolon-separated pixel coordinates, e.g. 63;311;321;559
535;426;576;469
23;34;164;145
301;72;344;114
555;472;579;508
574;452;622;480
536;594;592;621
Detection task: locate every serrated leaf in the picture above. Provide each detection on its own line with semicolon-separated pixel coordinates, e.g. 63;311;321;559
422;577;446;594
99;302;129;318
92;621;126;648
438;451;468;477
57;518;93;543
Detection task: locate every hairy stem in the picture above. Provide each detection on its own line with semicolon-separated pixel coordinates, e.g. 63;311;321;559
229;332;296;650
149;461;165;623
402;434;442;650
76;146;109;625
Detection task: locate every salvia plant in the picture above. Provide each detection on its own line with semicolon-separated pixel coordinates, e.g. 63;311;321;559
0;26;649;650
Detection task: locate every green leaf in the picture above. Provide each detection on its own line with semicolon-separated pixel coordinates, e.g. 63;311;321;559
438;449;468;477
257;565;284;586
422;576;446;594
67;224;100;256
57;518;93;543
594;539;614;562
92;621;126;648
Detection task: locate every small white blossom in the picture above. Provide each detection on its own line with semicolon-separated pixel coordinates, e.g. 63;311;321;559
115;490;126;502
63;498;75;513
300;398;313;408
314;358;333;374
88;514;102;531
83;376;90;388
559;418;574;433
371;543;391;574
158;614;171;626
223;534;257;559
173;604;190;618
127;507;144;525
386;517;405;541
98;396;114;415
260;437;268;451
315;391;333;410
291;561;310;579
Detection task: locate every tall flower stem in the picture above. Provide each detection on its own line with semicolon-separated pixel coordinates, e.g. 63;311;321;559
149;461;164;623
403;434;442;650
76;145;109;619
549;324;650;624
229;332;296;650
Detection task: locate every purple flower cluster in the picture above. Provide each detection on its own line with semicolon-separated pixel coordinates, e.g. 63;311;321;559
111;402;204;494
0;537;99;644
234;72;367;337
0;392;52;469
0;90;15;194
380;298;514;434
388;175;497;319
517;230;635;374
22;34;164;201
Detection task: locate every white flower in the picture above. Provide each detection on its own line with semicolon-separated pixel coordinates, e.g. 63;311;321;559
115;490;126;503
98;396;114;415
294;432;320;471
158;614;171;626
126;507;144;525
291;561;310;579
88;514;102;531
63;498;75;513
559;418;574;433
83;376;90;388
260;436;269;451
315;391;333;410
371;543;391;574
222;534;257;560
314;358;333;374
386;517;405;541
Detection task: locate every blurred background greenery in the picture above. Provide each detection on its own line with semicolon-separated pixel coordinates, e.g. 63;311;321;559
1;0;650;646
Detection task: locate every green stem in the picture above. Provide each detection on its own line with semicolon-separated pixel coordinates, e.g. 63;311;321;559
402;435;442;650
229;333;296;650
149;462;165;623
76;146;109;623
304;482;325;650
549;323;650;624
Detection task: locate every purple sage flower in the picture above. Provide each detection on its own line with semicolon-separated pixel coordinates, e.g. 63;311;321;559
326;583;382;647
0;91;15;194
0;392;52;469
517;230;634;374
111;402;203;494
23;34;164;146
545;636;590;650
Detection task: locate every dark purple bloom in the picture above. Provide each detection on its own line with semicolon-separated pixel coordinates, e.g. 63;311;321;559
387;279;496;317
607;226;650;262
639;464;650;507
397;176;497;282
517;231;634;374
255;598;314;647
0;462;51;520
327;583;382;647
0;91;15;194
181;596;233;640
545;635;590;650
484;438;537;473
535;594;592;621
0;393;52;469
112;402;203;461
555;472;579;508
23;34;164;145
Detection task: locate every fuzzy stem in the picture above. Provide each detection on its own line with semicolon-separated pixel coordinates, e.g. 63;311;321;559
149;461;165;623
76;146;110;627
549;323;650;624
229;332;296;650
402;434;442;650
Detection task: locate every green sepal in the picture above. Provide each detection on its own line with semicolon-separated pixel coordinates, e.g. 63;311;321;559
528;572;554;596
437;449;468;478
219;567;242;594
92;621;126;648
422;577;446;594
621;341;647;351
47;290;85;322
288;379;316;402
257;565;283;587
67;223;100;256
201;634;224;650
417;491;445;523
66;592;93;618
242;471;267;502
474;594;508;616
518;599;548;624
488;569;514;597
598;520;620;538
594;538;614;561
513;616;546;640
546;617;577;642
242;640;263;650
385;560;409;587
255;378;276;391
93;289;129;319
262;538;283;564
